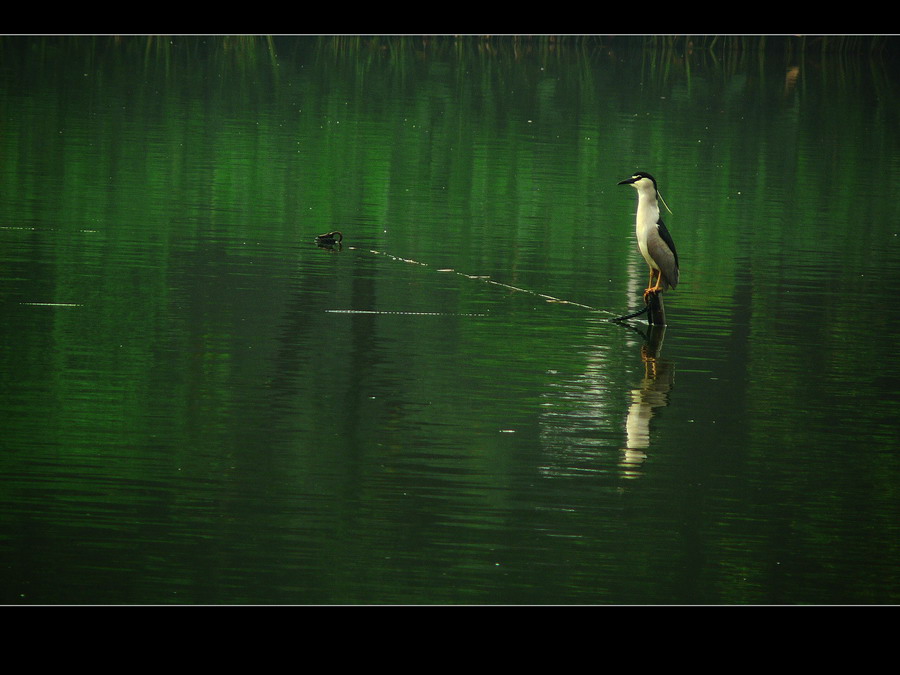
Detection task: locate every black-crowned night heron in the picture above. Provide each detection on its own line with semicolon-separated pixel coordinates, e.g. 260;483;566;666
617;172;679;303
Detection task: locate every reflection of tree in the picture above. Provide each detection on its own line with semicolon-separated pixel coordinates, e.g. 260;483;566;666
621;325;675;479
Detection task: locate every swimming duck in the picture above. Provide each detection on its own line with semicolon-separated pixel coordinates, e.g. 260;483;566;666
315;231;343;244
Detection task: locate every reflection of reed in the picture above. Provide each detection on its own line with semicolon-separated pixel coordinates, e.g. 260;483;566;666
620;326;674;479
16;35;890;74
311;35;892;61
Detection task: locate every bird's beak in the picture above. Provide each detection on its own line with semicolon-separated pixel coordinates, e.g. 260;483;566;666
617;177;637;185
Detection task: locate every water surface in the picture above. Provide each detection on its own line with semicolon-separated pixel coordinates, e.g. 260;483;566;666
1;36;899;604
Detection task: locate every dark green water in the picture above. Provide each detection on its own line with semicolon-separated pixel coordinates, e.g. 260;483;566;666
2;36;899;604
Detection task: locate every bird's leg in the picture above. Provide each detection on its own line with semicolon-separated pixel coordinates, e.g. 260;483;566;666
643;269;659;303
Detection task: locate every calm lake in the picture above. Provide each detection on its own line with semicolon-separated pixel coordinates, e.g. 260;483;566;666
2;36;899;605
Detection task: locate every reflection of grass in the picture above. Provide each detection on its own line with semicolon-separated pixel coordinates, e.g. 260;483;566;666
309;34;894;60
1;35;280;71
6;35;892;64
137;35;280;70
2;35;892;96
645;34;890;56
303;35;896;91
293;35;898;92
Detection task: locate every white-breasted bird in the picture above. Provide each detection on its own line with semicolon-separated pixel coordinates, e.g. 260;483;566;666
617;171;679;302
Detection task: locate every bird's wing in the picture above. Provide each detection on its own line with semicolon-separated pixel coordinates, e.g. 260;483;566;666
657;219;679;269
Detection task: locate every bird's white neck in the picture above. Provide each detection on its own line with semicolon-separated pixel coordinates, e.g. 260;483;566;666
634;185;660;267
634;186;659;233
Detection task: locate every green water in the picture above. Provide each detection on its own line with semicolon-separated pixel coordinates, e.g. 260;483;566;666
1;36;899;604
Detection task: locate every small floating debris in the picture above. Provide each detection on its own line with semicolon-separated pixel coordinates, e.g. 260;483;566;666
21;302;82;307
487;280;525;292
325;309;486;317
347;246;601;313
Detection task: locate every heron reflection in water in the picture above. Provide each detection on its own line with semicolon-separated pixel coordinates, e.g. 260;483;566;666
620;324;675;479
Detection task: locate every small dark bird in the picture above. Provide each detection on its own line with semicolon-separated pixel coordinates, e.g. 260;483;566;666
315;231;343;249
